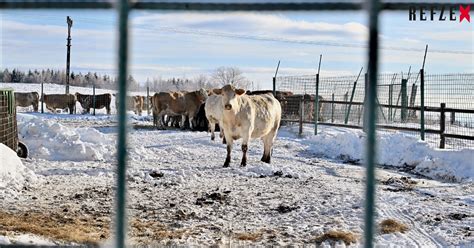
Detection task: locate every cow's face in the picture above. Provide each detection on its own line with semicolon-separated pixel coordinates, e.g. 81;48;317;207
213;85;246;111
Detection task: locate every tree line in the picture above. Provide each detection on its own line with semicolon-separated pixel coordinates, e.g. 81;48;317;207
1;67;259;92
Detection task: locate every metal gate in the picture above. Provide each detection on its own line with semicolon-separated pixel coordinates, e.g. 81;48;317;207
1;1;466;248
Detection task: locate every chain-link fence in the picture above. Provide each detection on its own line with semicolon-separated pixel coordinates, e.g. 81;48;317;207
276;72;474;149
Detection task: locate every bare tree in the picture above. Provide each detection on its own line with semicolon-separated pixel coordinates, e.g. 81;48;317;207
212;66;250;89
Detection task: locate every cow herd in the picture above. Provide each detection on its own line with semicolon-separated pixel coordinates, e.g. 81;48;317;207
14;86;322;167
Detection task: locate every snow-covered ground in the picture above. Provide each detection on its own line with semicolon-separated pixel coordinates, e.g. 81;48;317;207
0;109;473;246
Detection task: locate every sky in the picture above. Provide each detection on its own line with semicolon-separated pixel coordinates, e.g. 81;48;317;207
1;7;472;89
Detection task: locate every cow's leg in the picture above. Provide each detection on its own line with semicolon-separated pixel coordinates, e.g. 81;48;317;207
224;139;233;168
261;127;278;163
240;131;251;167
188;115;194;130
209;120;216;141
33;103;38;112
106;105;111;115
217;122;226;144
180;115;186;129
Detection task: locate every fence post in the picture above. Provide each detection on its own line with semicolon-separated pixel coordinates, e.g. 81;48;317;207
440;103;445;149
41;80;44;114
272;77;276;97
299;96;303;137
147;86;150;116
408;84;417;119
388;84;393;122
420;69;425;140
331;93;334;123
314;73;319;135
344;80;358;124
401;78;408;122
92;84;96;116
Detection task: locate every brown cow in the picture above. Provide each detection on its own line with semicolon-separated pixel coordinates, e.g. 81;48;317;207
75;92;112;115
14;92;39;112
42;94;76;114
113;94;144;115
152;89;207;129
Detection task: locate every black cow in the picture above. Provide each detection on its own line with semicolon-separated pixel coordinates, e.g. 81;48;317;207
75;92;112;115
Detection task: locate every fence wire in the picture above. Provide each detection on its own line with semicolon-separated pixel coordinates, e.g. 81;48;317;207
276;72;474;149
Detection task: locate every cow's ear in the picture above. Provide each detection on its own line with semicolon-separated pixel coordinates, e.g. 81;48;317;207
235;89;246;95
213;89;222;95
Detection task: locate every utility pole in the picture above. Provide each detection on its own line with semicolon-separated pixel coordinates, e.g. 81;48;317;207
65;16;73;94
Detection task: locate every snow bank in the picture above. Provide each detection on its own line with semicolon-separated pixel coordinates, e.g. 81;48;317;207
17;114;115;161
282;126;474;182
0;144;38;196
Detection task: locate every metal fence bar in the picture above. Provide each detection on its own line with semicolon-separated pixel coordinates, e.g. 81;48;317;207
2;1;469;11
420;69;425;140
401;78;408;122
116;0;129;247
364;0;380;247
440;103;446;149
314;73;319;135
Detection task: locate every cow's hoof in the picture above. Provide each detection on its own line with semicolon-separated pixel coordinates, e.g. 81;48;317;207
240;163;246;167
223;163;230;168
211;136;215;141
261;156;271;164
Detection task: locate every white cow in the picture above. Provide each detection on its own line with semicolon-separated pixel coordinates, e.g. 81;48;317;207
205;94;226;142
213;84;282;167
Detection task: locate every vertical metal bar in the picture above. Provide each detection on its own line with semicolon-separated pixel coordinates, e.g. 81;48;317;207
388;84;393;121
93;84;96;116
420;69;425;140
314;74;319;135
331;93;334;123
363;73;368;132
440;103;446;149
408;84;417;119
116;0;129;247
66;16;72;95
272;77;276;97
344;81;357;124
41;81;44;113
401;79;407;122
364;0;380;247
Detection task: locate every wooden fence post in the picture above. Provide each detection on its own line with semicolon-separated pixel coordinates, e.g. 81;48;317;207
440;103;446;149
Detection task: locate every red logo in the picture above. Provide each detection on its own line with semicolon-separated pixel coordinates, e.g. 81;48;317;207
460;5;470;23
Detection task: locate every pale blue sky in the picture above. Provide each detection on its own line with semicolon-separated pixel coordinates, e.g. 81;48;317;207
1;9;472;89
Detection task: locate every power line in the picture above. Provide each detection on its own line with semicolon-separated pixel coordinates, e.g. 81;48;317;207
4;13;473;55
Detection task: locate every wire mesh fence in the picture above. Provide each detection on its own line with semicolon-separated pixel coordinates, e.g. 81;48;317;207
0;88;19;152
276;72;474;149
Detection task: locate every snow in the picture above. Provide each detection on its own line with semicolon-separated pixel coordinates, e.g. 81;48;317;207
0;234;56;246
0;143;38;198
283;125;474;182
0;82;473;246
17;113;115;161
